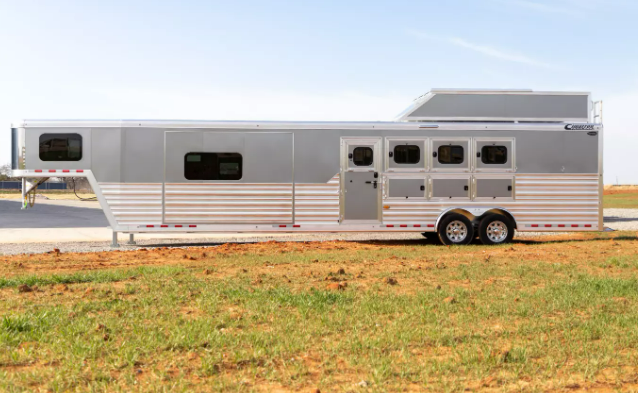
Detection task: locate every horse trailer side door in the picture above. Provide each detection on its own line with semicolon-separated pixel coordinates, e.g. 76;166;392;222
340;137;382;223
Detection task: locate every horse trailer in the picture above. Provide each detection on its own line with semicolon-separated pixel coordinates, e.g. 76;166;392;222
10;89;603;246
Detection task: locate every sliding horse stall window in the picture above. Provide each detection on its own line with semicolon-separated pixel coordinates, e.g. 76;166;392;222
437;145;464;164
393;145;420;164
481;145;508;165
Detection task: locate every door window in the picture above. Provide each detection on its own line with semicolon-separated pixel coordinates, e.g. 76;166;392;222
352;147;373;166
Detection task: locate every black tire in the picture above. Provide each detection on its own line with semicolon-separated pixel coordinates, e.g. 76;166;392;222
478;214;515;245
438;213;474;246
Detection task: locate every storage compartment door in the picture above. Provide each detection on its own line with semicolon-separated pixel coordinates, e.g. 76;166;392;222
474;177;513;199
388;178;425;199
431;177;471;199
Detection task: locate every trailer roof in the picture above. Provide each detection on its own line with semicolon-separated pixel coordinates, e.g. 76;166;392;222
396;89;591;123
12;119;601;132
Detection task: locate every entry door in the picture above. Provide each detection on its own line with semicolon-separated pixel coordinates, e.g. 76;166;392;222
341;138;381;222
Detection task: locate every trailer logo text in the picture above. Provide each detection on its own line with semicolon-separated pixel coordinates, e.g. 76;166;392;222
565;124;595;131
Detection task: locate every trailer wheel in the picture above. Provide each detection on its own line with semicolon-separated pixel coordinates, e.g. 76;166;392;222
478;214;514;245
438;214;474;245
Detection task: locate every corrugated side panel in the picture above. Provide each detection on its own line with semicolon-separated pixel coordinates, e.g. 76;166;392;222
165;183;293;224
100;183;163;225
294;174;340;224
510;174;600;229
382;174;600;229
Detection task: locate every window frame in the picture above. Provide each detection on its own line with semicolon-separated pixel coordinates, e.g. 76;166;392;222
39;133;83;162
184;152;243;181
474;138;515;173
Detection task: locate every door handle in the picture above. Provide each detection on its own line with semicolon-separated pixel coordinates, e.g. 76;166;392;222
373;181;378;189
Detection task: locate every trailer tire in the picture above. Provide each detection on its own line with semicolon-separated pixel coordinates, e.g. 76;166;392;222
478;214;515;245
438;214;474;246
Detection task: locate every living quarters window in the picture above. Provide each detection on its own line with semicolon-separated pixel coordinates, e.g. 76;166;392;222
481;146;508;164
184;153;242;180
39;133;82;161
352;147;373;166
438;145;464;164
393;145;420;164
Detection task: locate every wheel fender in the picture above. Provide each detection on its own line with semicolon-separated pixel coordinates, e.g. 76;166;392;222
435;208;476;231
435;207;518;231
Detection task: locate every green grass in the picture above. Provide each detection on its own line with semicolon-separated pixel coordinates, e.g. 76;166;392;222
2;236;638;391
604;191;638;209
0;266;179;289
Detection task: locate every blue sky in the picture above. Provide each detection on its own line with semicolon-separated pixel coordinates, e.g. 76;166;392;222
1;0;636;183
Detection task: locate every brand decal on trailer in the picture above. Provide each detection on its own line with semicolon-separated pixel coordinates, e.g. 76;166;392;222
565;124;595;131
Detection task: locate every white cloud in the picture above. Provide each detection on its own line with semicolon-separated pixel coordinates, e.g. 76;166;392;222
448;37;553;68
408;31;554;69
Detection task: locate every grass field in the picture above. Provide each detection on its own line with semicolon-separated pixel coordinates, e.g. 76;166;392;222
2;233;638;392
603;189;638;209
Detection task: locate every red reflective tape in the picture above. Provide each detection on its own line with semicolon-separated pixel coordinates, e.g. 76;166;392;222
160;225;168;228
48;170;56;173
35;170;42;173
175;225;183;228
571;224;579;227
279;225;287;228
189;225;197;228
545;224;552;228
427;224;435;228
585;224;592;228
558;224;565;228
293;225;300;228
531;224;539;228
400;224;408;228
62;170;70;173
413;224;421;227
76;170;84;173
386;225;394;228
146;225;154;228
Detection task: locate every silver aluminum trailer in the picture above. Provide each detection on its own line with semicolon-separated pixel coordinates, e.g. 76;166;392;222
10;89;603;246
